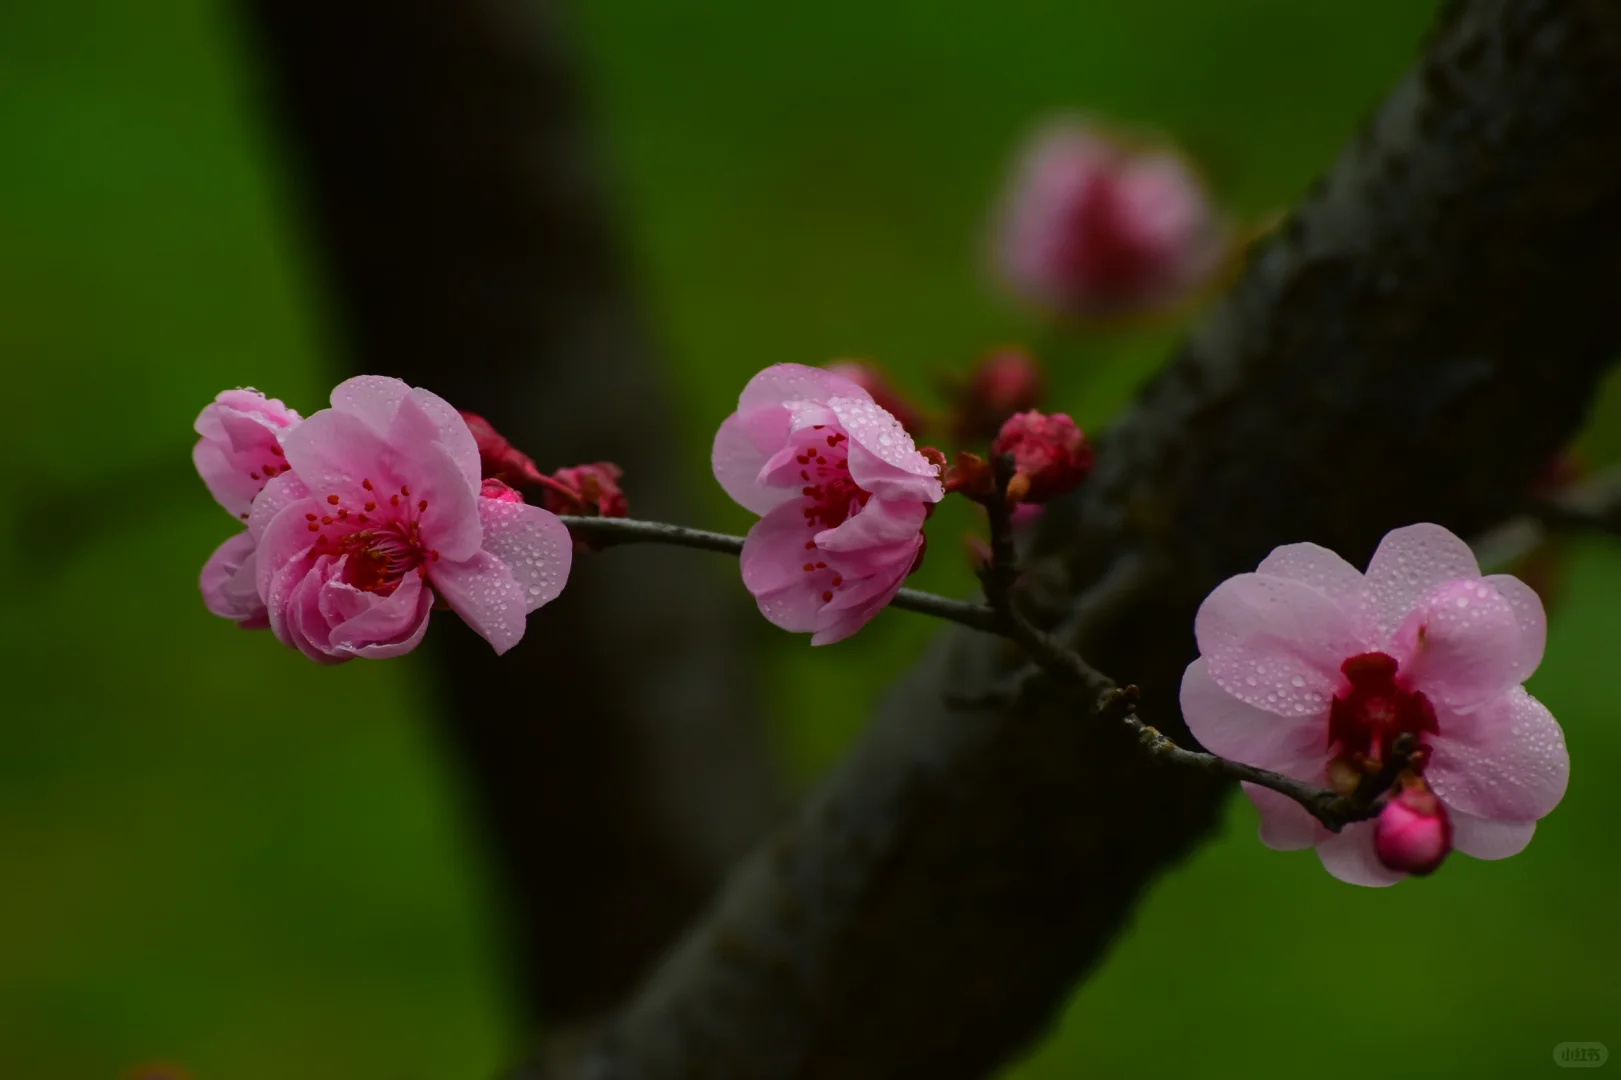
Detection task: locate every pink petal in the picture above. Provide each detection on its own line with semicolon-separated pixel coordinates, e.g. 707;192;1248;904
1448;809;1535;860
1483;572;1546;686
279;407;392;506
248;473;310;541
389;386;481;492
1426;688;1568;822
751;580;824;633
713;410;795;515
741;501;822;596
1360;523;1480;642
1193;573;1362;716
1316;822;1405;887
477;498;573;613
192;440;261;519
430;551;529;655
1256;542;1365;602
1242;781;1323;852
738;363;867;413
405;441;483;563
1395;579;1526;707
1179;658;1324;764
827;396;943;501
816;498;928;552
200;531;266;625
285;556;348;664
255;497;321;603
327;572;434;658
821;541;919;613
329;375;410;435
811;599;892;645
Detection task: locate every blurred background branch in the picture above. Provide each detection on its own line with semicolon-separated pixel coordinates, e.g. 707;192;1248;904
236;0;781;1042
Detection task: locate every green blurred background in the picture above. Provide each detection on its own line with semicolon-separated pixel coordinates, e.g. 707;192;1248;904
3;1;1618;1077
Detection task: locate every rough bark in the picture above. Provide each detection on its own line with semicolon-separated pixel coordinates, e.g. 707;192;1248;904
235;0;779;1030
540;1;1621;1075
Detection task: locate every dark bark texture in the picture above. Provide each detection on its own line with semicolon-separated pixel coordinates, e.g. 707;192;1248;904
236;0;778;1031
538;1;1621;1076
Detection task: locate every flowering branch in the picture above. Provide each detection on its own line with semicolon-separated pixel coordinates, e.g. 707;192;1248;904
555;515;1002;633
973;454;1407;831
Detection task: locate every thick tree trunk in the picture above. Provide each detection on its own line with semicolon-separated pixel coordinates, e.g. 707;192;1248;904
539;1;1621;1076
236;0;779;1032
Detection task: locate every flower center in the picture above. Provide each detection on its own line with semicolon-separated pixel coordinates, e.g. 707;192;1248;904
304;478;439;595
795;425;868;530
1327;651;1438;769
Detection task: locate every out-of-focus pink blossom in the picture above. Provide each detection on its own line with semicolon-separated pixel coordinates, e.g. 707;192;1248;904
826;360;927;437
994;119;1226;318
712;363;943;645
248;376;572;662
1374;778;1453;876
461;410;547;488
1180;523;1567;886
192;388;302;522
991;410;1092;503
951;348;1044;446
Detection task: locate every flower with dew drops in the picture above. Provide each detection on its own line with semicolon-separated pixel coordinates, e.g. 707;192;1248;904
1180;523;1568;886
712;363;943;645
246;376;572;662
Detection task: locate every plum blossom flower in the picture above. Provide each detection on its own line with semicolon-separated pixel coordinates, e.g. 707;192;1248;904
193;389;302;628
193;388;302;522
1181;523;1568;886
712;363;944;645
994;119;1226;318
249;376;572;662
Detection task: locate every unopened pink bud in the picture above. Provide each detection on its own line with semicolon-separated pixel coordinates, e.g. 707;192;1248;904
479;477;524;503
541;462;628;519
460;411;547;488
827;360;927;436
990;410;1092;503
1374;780;1452;876
994;119;1226;318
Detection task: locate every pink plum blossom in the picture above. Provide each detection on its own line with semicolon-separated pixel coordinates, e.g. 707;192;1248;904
193;388;302;522
713;363;944;645
248;375;572;663
994;119;1226;318
194;388;302;629
1180;523;1568;886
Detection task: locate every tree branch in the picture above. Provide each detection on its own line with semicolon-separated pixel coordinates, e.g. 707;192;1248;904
529;3;1621;1076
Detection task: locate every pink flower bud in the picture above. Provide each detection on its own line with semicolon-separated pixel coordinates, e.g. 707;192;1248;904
480;477;525;503
460;411;546;488
1374;779;1453;876
993;119;1226;319
541;462;629;519
826;360;927;437
951;347;1044;445
990;410;1092;503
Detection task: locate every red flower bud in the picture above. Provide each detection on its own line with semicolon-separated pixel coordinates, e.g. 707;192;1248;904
1374;777;1452;876
479;477;525;503
951;348;1045;445
460;411;546;488
989;410;1091;503
541;462;628;519
827;360;928;436
942;451;996;500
